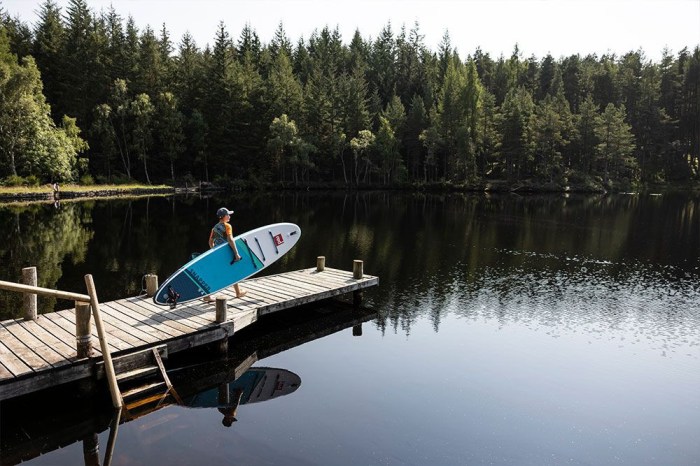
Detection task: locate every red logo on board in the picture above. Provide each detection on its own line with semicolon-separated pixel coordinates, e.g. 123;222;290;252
273;234;284;246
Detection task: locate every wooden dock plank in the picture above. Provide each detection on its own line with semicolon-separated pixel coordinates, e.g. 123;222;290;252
1;321;69;368
88;311;149;349
108;300;187;338
119;298;210;332
252;275;320;297
0;360;13;379
32;314;80;351
45;310;116;354
252;274;307;298
17;318;76;359
0;339;34;378
217;286;279;309
264;274;333;294
0;267;378;398
291;269;363;287
123;296;215;329
112;299;192;335
98;303;166;343
148;298;216;331
244;278;304;300
30;316;80;359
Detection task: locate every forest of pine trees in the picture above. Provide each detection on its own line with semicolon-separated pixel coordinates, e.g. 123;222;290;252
1;0;698;190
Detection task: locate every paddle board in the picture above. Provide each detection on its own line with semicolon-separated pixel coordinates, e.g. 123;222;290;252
183;368;301;408
154;222;301;305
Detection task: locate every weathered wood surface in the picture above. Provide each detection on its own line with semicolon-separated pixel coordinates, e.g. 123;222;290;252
0;267;378;400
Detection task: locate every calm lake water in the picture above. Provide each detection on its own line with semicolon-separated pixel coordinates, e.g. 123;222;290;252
1;191;699;465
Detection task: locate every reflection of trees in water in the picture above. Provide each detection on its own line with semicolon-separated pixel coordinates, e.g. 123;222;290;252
334;192;699;338
447;260;700;355
0;203;94;319
241;191;698;338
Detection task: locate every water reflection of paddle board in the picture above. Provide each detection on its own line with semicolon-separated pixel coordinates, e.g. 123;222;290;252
154;223;301;305
183;368;301;408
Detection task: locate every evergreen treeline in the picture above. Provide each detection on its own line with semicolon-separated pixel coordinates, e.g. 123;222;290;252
1;0;698;189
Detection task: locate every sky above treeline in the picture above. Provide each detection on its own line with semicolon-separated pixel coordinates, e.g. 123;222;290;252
2;0;699;61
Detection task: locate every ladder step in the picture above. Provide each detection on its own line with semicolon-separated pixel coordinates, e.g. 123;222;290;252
121;381;166;399
125;390;171;411
117;365;159;383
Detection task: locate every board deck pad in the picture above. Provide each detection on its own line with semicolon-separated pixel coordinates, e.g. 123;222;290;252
154;222;301;305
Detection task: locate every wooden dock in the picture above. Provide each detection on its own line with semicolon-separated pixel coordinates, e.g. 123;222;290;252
0;266;378;401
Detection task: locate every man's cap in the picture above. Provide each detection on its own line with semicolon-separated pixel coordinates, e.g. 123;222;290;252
216;207;234;217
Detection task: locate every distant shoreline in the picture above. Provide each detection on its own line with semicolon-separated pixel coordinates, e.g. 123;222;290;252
1;181;697;204
0;185;185;203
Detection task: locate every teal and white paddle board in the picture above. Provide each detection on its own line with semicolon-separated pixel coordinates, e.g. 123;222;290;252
154;222;301;305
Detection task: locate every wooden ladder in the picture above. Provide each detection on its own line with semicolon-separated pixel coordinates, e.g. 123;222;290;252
104;346;181;418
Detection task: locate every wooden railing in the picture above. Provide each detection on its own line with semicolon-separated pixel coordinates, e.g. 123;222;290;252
0;268;122;409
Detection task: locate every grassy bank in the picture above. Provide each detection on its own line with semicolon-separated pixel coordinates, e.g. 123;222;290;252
0;183;175;202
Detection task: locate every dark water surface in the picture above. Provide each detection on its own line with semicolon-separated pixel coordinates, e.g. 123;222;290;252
1;192;699;465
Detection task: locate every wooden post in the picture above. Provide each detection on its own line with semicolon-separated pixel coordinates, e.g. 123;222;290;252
82;433;100;466
215;296;227;323
353;324;363;336
145;274;158;297
316;256;326;272
353;290;363;308
353;260;363;309
84;274;122;409
22;266;37;321
103;408;122;466
353;260;363;279
215;296;229;354
75;301;93;358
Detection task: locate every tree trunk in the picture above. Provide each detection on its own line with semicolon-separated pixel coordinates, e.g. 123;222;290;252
143;152;151;185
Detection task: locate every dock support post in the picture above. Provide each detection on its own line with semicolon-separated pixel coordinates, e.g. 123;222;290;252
353;260;363;279
215;296;229;354
103;408;122;466
145;274;158;297
215;296;227;323
353;260;363;309
82;433;100;466
353;290;363;308
85;274;123;409
22;266;37;321
316;256;325;272
75;301;93;358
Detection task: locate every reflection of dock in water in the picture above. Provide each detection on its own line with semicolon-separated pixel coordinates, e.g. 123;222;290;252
0;301;377;465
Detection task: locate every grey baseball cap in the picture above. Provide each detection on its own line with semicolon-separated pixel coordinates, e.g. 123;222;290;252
216;207;234;217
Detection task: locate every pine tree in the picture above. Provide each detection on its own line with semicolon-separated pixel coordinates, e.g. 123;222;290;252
405;94;428;180
267;49;303;121
173;32;203;115
499;86;535;179
368;23;396;107
595;103;637;185
572;95;598;175
33;0;65;119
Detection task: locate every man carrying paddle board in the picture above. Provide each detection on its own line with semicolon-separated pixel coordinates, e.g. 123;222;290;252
203;207;247;302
